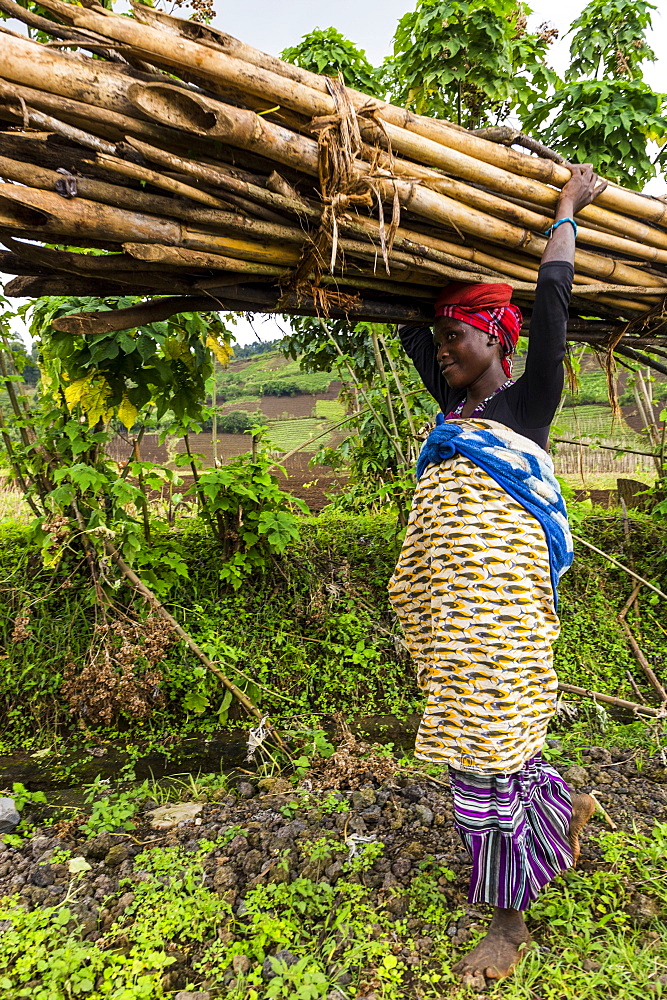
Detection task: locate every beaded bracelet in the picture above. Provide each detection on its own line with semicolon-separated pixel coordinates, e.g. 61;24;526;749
544;217;578;238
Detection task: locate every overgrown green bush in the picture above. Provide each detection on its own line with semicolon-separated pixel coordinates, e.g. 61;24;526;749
216;409;264;434
260;379;303;397
0;509;665;745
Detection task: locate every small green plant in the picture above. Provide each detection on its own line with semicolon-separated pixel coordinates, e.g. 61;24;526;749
279;799;300;820
190;442;307;589
0;783;47;847
301;836;345;870
8;782;47;812
345;840;385;874
80;776;151;836
43;848;72;866
320;792;350;815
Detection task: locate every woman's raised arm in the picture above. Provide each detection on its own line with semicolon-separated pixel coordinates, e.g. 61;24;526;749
541;164;608;266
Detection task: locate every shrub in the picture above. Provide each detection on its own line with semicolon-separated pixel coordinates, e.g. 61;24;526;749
216;410;263;434
260;379;303;397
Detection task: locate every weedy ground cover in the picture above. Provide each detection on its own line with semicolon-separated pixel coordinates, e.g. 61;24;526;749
0;510;665;751
0;744;665;999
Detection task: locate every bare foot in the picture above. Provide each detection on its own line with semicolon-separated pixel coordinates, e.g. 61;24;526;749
569;792;596;867
453;908;531;980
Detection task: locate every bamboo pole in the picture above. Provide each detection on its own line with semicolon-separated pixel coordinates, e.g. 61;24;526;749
373;178;662;293
411;170;667;264
0;27;191;124
0;6;665;328
0;101;118;156
123;69;667;269
143;4;667;232
0;151;591;293
124;4;667;228
127;134;576;285
0;182;311;265
44;285;435;335
374;118;667;246
122;243;287;275
0;77;202;152
0;180;186;244
66;0;667;232
0;154;273;233
126;81;320;176
184;232;302;265
92;152;235;209
341;219;511;280
125;136;320;222
364;144;667;262
3;274;200;297
0;0;125;60
344;215;541;282
0;180;665;304
386;117;667;228
120;86;664;294
10;0;667;240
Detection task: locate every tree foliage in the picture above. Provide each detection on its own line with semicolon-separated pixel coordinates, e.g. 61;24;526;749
566;0;657;81
281;27;382;96
279;0;666;188
384;0;557;127
30;295;233;428
524;78;667;188
283;317;436;515
0;295;303;600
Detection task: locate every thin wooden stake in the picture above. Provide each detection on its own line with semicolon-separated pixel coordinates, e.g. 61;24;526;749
572;533;667;603
557;682;665;718
104;541;289;753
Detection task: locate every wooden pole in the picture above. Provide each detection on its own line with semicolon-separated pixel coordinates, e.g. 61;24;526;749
37;0;665;231
557;682;665;718
8;2;667;242
122;4;667;227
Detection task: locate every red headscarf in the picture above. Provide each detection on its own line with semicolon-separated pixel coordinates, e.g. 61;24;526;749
435;282;522;377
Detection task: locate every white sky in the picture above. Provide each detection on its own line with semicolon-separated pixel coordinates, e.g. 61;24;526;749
3;0;667;346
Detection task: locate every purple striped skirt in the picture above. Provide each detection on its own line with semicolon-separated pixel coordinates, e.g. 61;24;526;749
449;753;573;911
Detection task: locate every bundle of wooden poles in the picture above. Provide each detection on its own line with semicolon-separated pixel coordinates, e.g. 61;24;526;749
0;0;667;369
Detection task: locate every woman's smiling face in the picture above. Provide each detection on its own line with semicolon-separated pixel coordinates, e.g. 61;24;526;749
433;317;503;390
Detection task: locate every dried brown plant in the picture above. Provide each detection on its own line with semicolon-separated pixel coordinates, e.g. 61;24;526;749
62;612;174;724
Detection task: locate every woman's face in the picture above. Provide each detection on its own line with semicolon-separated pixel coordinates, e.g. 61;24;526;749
433;317;502;390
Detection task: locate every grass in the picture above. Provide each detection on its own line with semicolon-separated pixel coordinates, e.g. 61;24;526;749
314;399;345;420
218;352;335;396
265;418;333;453
218;395;262;412
0;736;665;999
562;368;617;406
0;485;30;525
559;471;658;491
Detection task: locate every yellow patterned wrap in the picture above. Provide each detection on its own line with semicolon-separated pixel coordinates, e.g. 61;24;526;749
389;446;560;775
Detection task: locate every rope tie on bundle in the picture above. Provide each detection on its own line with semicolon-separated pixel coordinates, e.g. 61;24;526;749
281;76;401;313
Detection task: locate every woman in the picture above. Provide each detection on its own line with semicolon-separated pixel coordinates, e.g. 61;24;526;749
389;164;607;981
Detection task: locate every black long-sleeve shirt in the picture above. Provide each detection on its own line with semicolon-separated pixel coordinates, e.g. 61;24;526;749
399;260;574;450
